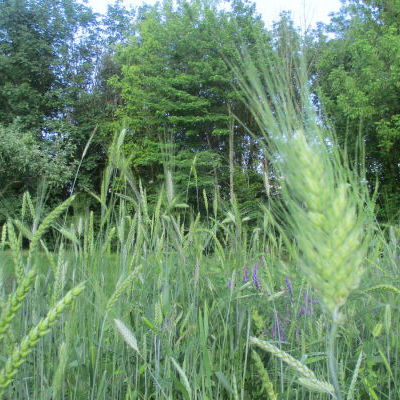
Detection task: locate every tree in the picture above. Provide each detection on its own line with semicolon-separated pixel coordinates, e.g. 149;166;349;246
0;122;74;222
314;0;400;219
0;0;105;202
110;0;268;210
0;0;98;130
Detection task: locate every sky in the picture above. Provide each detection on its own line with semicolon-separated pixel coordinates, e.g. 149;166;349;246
83;0;343;29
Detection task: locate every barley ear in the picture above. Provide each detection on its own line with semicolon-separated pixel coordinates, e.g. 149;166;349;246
42;240;57;276
234;46;369;314
154;301;163;331
280;131;365;314
250;338;336;398
203;189;208;215
232;373;239;400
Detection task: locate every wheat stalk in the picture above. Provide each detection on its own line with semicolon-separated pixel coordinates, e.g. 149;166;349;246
6;221;24;282
91;266;141;400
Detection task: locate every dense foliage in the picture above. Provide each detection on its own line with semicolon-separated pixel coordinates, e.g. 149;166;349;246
314;0;400;219
0;131;398;399
1;0;400;220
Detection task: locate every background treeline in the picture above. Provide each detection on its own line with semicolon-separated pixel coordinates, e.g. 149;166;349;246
1;0;400;221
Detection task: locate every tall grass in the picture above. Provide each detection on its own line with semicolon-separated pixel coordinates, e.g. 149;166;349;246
0;38;399;400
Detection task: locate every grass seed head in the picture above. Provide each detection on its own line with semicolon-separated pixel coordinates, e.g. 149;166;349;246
280;131;365;313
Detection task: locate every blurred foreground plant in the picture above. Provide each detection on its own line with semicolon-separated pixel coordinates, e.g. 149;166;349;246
233;33;372;399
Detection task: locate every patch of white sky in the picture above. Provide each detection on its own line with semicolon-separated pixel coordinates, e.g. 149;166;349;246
82;0;343;30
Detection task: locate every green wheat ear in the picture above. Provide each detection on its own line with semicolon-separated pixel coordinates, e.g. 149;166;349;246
252;349;277;400
52;341;68;399
233;43;370;315
281;130;366;313
0;283;85;396
0;267;37;342
0;223;7;249
234;39;372;400
250;337;317;381
250;337;336;398
29;195;76;257
0;196;77;344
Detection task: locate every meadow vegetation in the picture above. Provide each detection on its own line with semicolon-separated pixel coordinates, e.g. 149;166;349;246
2;47;400;400
1;0;400;399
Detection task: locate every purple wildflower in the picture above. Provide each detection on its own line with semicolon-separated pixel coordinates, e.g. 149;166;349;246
252;263;261;290
299;292;309;317
271;313;285;341
285;276;294;302
227;279;232;290
303;291;309;303
299;305;307;316
243;267;249;283
299;291;316;317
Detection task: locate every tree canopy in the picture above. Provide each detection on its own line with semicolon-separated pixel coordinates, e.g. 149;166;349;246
314;0;400;218
1;0;400;221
